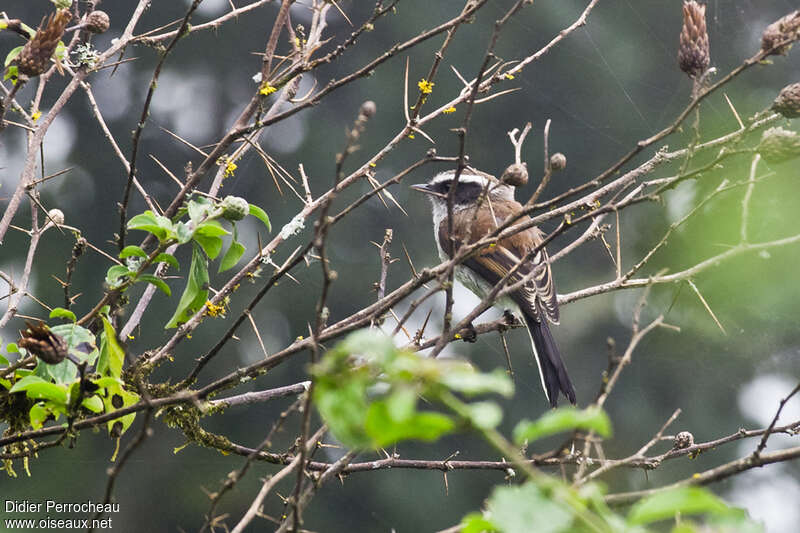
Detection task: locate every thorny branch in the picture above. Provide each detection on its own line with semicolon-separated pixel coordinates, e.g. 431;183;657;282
2;1;800;529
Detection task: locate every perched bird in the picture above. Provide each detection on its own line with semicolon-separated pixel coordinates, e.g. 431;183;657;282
412;170;575;407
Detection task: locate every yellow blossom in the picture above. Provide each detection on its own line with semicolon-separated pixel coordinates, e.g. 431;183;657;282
31;110;42;122
224;161;237;177
504;72;515;80
443;106;456;114
205;300;226;318
217;156;238;178
417;78;434;94
407;133;415;139
369;162;377;167
260;83;277;96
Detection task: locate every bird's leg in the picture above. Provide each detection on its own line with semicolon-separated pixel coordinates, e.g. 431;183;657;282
503;309;518;327
458;322;479;343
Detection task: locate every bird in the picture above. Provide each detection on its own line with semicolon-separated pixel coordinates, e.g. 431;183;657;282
411;169;575;407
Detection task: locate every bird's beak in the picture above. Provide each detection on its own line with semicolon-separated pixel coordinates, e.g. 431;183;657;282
410;183;445;198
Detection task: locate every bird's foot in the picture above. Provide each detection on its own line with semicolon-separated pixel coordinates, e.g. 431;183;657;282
458;322;478;343
502;309;518;326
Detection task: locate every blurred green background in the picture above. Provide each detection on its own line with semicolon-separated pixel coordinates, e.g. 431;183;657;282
1;1;799;531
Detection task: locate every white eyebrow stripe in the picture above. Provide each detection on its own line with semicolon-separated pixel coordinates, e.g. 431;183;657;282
430;171;489;188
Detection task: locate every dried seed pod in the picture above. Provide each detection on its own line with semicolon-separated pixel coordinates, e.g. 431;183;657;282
772;82;800;119
500;163;528;187
761;10;800;56
674;431;695;449
550;152;567;171
16;9;72;77
678;1;710;79
758;126;800;164
85;10;110;34
359;100;377;119
18;321;68;365
47;208;65;226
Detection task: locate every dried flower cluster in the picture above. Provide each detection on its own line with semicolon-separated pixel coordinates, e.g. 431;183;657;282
16;9;71;76
678;1;710;79
758;126;800;164
85;10;110;34
772;83;800;118
18;321;68;365
761;10;800;56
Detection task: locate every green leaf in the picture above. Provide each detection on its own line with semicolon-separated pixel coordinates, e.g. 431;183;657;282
514;406;612;444
193;233;223;259
175;221;194;244
332;329;399;367
105;264;132;288
67;381;83;409
97;315;125;378
92;376;140;436
314;377;371;448
249;203;272;232
486;482;574;533
42;323;98;383
187;196;214;223
165;242;209;328
6;342;19;353
4;46;23;68
50;323;96;352
627;487;731;525
10;375;47;393
465;401;503;430
153;253;179;270
29;402;52;430
196;220;229;237
364;400;455;447
101;387;139;436
3;65;18;82
54;40;67;62
461;513;499;533
49;307;76;323
119;245;147;259
313;330;509;450
440;367;514;397
128;211;174;242
385;386;416;421
33;357;74;385
81;395;104;413
10;376;68;406
92;376;126;389
0;338;8;365
219;240;245;272
706;508;764;533
136;273;171;296
194;220;229;259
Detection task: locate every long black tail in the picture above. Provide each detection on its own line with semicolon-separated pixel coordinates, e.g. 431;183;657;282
523;314;576;407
